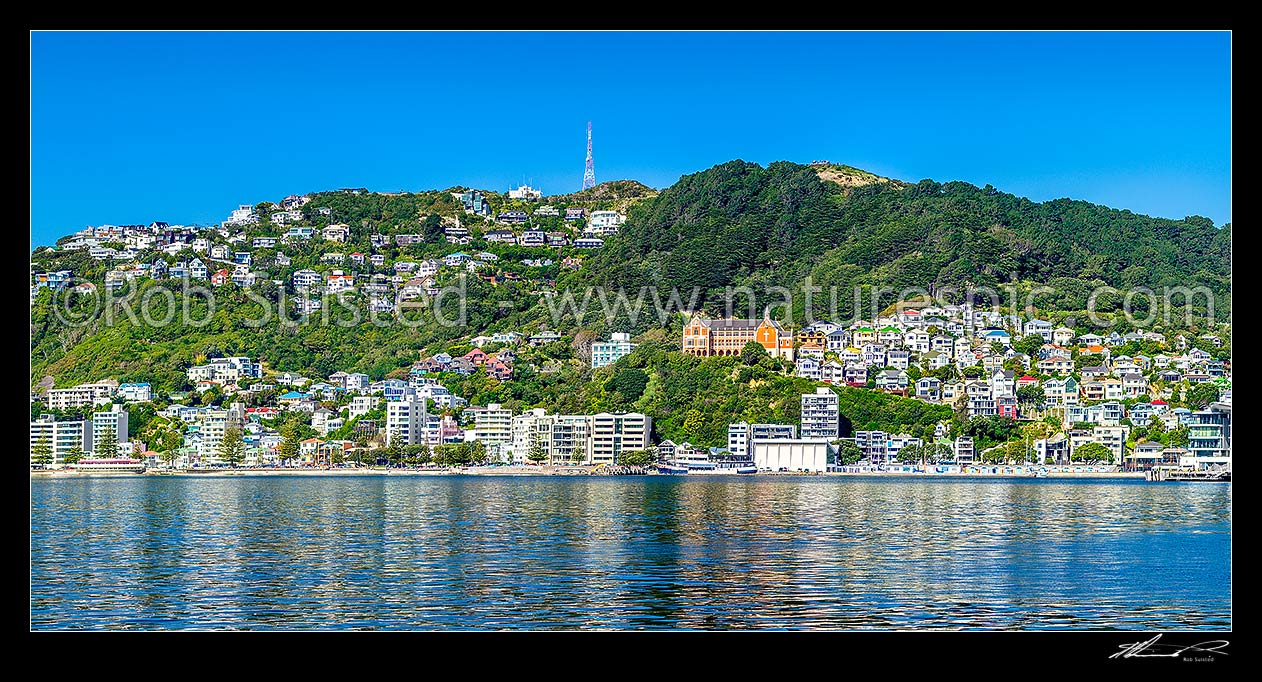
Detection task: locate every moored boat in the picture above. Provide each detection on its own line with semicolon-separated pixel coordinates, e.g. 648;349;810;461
70;458;145;473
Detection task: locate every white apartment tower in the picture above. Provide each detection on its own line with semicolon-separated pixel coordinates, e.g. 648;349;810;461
800;387;840;440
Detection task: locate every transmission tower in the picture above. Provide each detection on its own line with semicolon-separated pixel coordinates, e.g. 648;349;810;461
582;121;596;190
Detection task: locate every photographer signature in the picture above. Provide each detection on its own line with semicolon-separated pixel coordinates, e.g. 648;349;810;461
1110;634;1229;660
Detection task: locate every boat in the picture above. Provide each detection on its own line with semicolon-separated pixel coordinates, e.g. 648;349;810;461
655;463;689;475
689;464;757;475
69;458;145;473
672;448;758;474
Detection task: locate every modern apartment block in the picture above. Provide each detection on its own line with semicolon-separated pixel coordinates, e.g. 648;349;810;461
853;430;888;462
91;404;130;456
800;387;840;439
193;408;229;463
45;381;117;410
507;410;651;465
591;332;637;369
954;436;975;465
1186;401;1231;468
29;414;92;468
386;393;446;447
727;422;796;460
589;412;652;464
472;403;513;444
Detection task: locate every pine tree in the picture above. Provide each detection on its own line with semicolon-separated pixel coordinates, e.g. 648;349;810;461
62;447;84;465
278;422;300;464
32;434;53;469
219;426;245;467
96;425;119;459
528;442;548;464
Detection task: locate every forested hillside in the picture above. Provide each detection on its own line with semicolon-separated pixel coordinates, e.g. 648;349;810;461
576;160;1231;320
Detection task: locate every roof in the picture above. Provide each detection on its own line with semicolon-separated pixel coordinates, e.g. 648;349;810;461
694;316;785;331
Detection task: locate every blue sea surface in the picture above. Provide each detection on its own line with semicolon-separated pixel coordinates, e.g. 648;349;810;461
30;476;1231;630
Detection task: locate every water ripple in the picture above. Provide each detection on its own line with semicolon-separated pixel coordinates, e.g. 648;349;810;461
30;476;1231;630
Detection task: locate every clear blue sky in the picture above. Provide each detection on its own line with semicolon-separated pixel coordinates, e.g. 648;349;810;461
31;31;1231;246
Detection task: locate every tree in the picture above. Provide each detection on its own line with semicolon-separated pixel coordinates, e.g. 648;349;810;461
380;443;401;466
468;441;487;464
96;424;119;459
962;365;984;378
895;443;923;464
1012;334;1045;357
682;409;705;441
62;446;84;465
980;447;1007;464
218;426;245;467
32;434;53;469
740;341;769;366
962;415;1022;449
1167;426;1190;448
527;442;548;465
836;440;862;466
1005;439;1036;463
1072;442;1113;464
159;449;180;469
569;441;586;465
1016;384;1045;408
1075;353;1106;370
617;449;654;467
919;442;954;464
278;422;301;465
1186;383;1222;410
606;367;649;403
416;444;432;465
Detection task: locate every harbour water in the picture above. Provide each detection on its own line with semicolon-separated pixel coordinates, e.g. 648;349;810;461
30;475;1231;630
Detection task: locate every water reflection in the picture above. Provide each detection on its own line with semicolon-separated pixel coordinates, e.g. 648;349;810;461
30;476;1231;630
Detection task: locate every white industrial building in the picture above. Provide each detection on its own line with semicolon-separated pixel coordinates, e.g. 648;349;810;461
753;439;831;473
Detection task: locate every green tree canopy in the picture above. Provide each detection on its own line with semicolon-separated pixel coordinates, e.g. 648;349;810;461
1072;442;1113;463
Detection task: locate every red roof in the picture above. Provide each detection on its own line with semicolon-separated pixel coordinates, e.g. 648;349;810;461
1019;375;1038;381
1151;399;1168;405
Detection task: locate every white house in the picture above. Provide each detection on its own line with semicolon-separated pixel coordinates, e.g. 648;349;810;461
1023;319;1054;342
292;269;321;289
325;270;355;293
323;224;351;242
507;185;542;201
589;211;626;231
224;204;258;226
